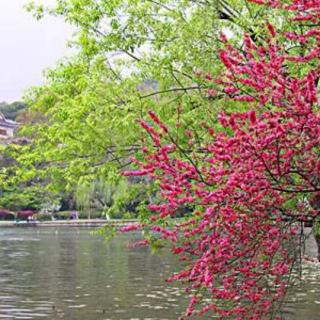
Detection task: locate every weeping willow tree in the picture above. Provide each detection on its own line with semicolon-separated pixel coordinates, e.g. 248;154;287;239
75;179;94;219
75;177;147;219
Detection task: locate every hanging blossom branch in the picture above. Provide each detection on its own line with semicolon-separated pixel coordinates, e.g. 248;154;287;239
123;0;320;319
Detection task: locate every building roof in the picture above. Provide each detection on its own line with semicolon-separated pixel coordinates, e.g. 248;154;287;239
0;112;18;128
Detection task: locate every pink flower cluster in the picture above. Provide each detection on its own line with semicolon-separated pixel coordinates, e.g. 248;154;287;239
124;1;320;318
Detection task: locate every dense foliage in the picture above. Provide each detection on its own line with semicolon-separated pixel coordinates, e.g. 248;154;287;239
12;0;283;193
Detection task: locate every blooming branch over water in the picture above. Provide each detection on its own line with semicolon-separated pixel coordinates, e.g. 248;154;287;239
124;1;320;318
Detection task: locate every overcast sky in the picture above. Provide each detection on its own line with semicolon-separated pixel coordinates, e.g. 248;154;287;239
0;0;73;102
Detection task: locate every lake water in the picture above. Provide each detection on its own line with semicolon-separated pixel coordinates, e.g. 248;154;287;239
0;227;319;320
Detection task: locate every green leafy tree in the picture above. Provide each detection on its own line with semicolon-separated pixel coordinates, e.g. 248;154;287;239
74;176;147;219
0;186;60;212
3;1;291;206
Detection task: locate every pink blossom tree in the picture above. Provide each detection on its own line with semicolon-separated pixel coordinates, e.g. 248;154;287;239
124;1;320;318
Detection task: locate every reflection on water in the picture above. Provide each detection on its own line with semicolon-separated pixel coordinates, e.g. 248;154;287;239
0;228;189;320
0;228;318;320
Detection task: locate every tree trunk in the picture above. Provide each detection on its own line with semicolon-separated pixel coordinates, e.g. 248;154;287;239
309;193;320;261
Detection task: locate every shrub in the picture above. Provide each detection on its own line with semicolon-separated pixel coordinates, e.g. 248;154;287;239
78;210;104;219
122;212;134;220
17;210;35;220
53;211;70;220
69;211;79;220
0;209;15;220
33;213;52;221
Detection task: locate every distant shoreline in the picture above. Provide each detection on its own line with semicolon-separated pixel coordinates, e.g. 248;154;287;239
0;219;138;228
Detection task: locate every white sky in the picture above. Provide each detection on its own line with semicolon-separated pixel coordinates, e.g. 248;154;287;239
0;0;73;102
